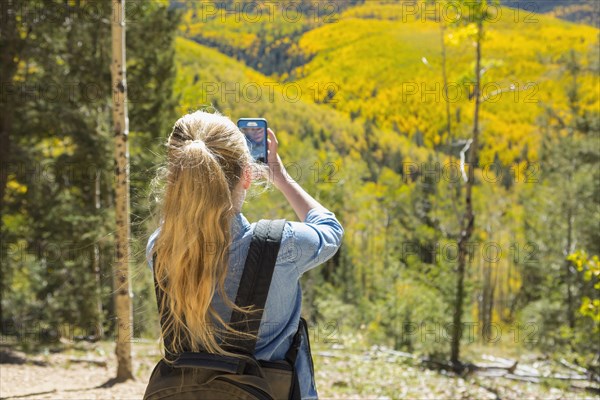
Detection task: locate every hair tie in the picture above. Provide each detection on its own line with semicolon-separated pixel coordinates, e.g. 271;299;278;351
185;139;207;150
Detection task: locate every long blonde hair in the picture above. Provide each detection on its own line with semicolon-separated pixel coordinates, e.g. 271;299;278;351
153;110;263;357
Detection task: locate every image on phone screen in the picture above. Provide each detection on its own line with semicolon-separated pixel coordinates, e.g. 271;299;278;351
237;119;267;163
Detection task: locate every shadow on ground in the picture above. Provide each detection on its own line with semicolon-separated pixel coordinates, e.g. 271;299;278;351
0;347;47;366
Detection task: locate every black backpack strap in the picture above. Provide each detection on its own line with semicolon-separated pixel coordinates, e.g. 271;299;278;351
226;219;286;355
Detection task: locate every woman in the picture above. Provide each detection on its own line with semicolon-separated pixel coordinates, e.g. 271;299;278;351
145;111;344;399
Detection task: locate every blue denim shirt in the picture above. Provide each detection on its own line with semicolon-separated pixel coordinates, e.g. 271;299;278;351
146;207;344;399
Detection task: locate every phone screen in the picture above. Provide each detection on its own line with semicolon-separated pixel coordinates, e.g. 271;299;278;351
237;119;267;163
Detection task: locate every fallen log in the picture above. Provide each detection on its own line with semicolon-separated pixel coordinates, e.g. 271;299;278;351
559;358;600;383
67;357;107;367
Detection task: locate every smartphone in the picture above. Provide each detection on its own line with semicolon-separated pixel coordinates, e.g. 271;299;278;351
237;118;268;163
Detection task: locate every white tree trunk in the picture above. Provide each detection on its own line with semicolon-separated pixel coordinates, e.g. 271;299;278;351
111;0;134;382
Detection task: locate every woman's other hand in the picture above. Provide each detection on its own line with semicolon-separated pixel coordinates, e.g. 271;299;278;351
267;128;289;188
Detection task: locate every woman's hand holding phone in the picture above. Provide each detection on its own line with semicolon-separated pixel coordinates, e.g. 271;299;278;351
266;128;289;188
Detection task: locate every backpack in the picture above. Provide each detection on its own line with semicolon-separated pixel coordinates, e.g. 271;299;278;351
144;219;314;400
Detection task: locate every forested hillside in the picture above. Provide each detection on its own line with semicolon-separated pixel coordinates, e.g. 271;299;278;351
181;1;598;163
174;0;600;370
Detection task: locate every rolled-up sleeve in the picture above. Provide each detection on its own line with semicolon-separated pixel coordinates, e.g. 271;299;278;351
276;207;344;278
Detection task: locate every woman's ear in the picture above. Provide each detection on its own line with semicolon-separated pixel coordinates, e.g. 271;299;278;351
242;166;252;190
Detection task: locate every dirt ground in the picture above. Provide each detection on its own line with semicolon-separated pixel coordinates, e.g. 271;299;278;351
1;341;598;400
0;344;156;400
1;363;148;399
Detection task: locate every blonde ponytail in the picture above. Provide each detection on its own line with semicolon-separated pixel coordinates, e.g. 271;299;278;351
153;111;264;357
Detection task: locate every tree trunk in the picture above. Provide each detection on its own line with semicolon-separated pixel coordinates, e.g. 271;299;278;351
479;256;490;332
563;49;579;332
480;228;496;334
450;18;483;367
565;207;575;329
111;0;134;382
93;172;104;338
440;23;452;145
